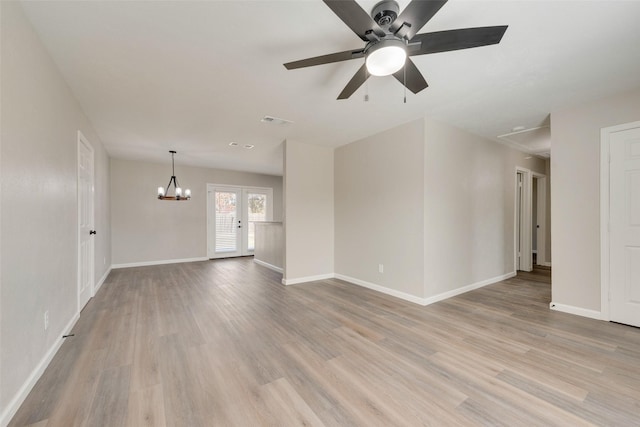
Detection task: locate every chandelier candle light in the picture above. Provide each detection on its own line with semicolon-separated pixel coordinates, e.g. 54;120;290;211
157;150;191;201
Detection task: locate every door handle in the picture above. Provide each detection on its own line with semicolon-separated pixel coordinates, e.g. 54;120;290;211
89;230;96;235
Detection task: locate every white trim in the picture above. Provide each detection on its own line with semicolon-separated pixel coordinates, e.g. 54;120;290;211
334;271;516;307
335;274;428;305
253;258;283;273
514;167;533;272
549;302;603;320
282;272;517;305
112;257;208;269
600;120;640;321
540;261;552;267
0;313;79;427
422;272;517;305
94;267;112;293
282;273;334;286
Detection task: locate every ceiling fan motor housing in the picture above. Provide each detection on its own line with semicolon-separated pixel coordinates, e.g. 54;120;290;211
372;0;399;28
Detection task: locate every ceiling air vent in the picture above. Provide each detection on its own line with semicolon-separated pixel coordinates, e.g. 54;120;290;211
261;116;293;126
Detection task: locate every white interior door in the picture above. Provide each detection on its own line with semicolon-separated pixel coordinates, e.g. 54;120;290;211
77;132;95;311
609;126;640;327
207;185;273;258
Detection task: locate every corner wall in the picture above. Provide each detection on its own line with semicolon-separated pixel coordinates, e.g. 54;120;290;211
423;118;546;299
1;2;111;423
551;87;640;314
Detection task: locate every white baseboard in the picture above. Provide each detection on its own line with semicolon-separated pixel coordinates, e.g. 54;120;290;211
549;302;602;320
293;271;517;307
112;257;209;269
94;267;112;293
334;274;428;305
332;271;517;307
540;261;552;267
1;312;79;427
423;271;517;306
253;258;283;274
282;273;334;286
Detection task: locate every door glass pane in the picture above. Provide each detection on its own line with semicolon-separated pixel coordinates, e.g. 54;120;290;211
215;191;237;253
247;193;267;251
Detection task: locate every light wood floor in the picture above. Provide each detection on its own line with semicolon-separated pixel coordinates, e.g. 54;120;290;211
10;259;640;426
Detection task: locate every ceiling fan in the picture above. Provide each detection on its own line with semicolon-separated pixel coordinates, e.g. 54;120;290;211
284;0;508;100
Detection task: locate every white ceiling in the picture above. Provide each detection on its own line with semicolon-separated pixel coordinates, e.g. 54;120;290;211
21;0;640;176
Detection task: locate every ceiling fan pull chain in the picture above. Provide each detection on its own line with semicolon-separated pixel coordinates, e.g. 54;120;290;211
365;66;370;102
403;62;407;104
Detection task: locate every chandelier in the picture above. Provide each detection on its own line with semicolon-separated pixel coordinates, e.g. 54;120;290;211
157;150;191;201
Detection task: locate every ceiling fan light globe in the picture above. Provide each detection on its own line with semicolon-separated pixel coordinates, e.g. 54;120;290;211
365;43;407;76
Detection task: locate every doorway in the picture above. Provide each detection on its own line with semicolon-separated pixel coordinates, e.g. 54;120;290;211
77;131;95;311
601;121;640;327
206;184;273;259
515;168;531;272
515;167;547;272
532;173;547;267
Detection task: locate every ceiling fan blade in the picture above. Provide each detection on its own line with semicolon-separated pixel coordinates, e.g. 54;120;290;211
392;59;428;94
323;0;386;41
390;0;448;40
409;26;508;56
284;49;365;70
337;64;369;100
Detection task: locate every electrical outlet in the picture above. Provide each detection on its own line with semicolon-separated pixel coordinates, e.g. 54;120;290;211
44;311;49;330
378;264;384;273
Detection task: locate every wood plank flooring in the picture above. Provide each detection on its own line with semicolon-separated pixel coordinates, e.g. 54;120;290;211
9;259;640;426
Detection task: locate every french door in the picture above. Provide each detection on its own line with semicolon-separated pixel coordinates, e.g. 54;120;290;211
207;185;273;258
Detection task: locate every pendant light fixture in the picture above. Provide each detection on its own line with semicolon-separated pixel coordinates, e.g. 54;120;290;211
157;150;191;201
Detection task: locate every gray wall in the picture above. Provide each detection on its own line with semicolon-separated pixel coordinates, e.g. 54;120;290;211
254;222;283;270
334;120;425;297
111;158;283;266
551;87;640;311
1;1;111;420
283;140;334;282
423;118;546;298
